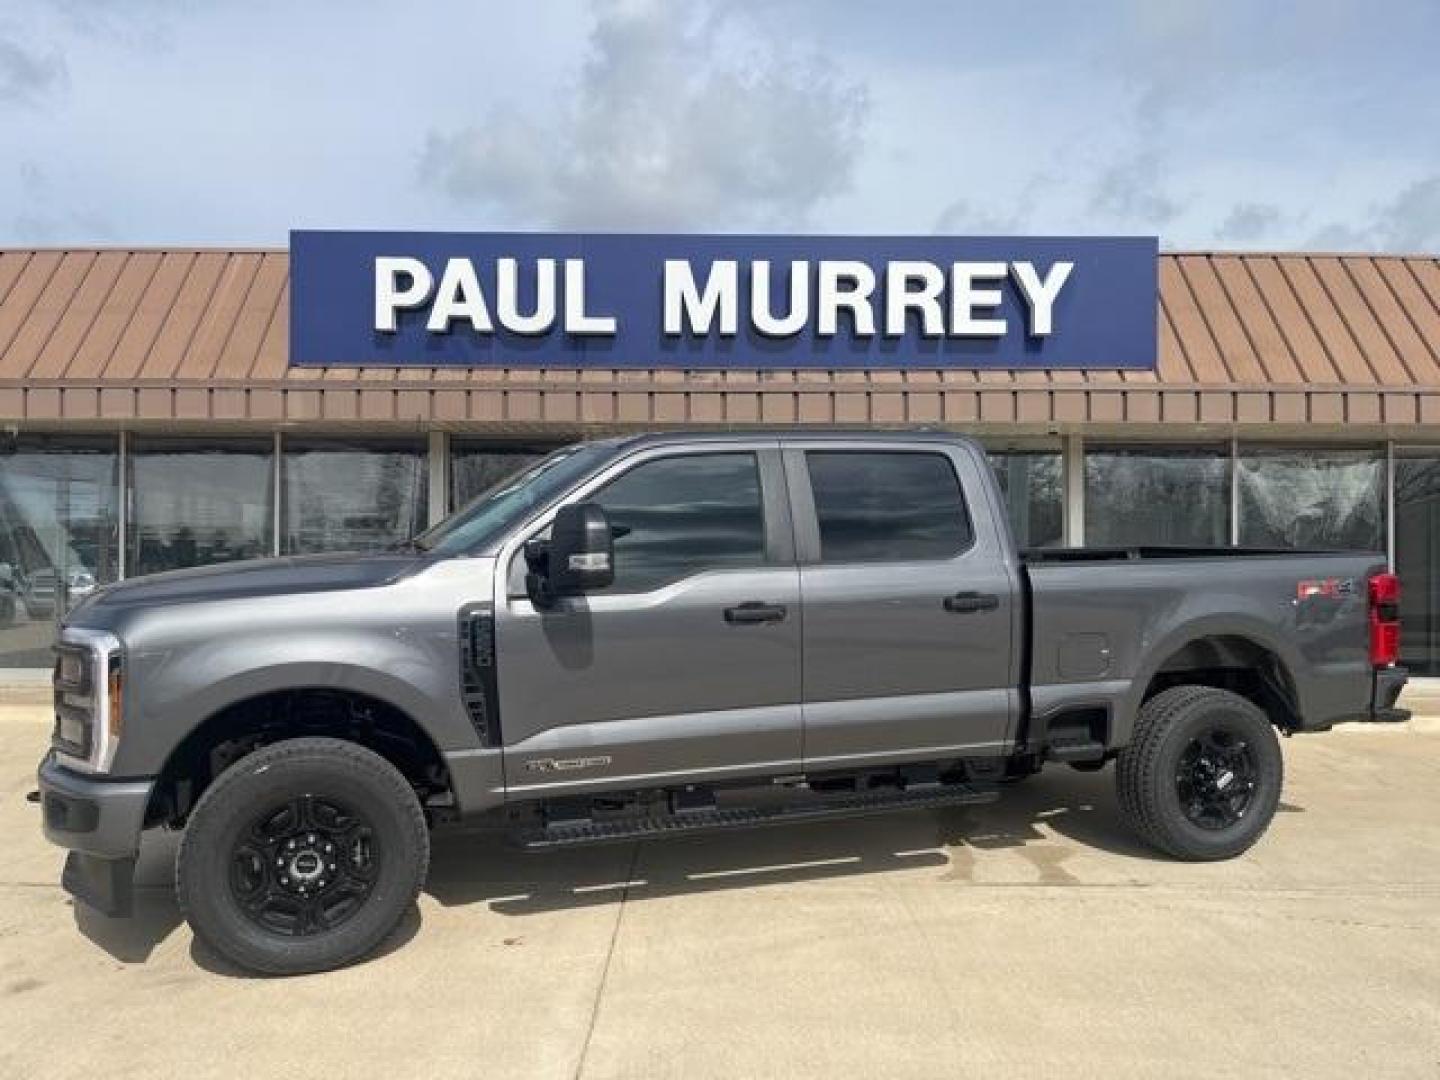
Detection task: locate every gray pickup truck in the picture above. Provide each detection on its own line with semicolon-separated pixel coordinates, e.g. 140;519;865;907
37;431;1408;973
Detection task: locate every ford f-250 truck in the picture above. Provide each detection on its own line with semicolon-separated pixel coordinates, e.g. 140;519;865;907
36;431;1408;974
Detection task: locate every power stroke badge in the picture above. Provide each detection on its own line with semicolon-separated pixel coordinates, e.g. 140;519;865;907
523;756;613;774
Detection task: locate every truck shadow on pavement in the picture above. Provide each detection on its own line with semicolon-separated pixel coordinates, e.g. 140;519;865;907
71;828;425;975
73;764;1294;972
425;765;1182;917
74;875;423;977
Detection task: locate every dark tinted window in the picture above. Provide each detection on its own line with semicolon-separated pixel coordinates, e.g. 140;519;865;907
807;451;971;562
593;453;765;592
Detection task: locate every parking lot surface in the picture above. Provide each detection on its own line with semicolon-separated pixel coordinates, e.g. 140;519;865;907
1;702;1438;1079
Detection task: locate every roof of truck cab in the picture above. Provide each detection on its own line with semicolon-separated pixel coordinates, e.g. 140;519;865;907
612;429;978;449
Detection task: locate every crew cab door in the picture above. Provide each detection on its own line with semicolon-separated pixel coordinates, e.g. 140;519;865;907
785;440;1021;769
493;441;802;796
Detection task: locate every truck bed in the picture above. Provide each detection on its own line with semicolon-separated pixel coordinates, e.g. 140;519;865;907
1021;547;1389;744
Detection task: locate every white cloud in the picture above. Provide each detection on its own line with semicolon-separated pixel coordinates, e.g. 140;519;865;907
1306;175;1440;252
1216;202;1284;243
1088;150;1181;228
1374;176;1440;252
12;159;114;242
1;0;1439;250
420;0;867;231
0;35;66;105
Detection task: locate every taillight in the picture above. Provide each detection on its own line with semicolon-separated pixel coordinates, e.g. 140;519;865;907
1369;572;1401;667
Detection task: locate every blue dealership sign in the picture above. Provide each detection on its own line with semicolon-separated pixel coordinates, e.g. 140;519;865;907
289;230;1157;370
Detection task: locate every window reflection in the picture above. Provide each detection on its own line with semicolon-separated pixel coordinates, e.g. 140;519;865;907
1238;447;1383;550
1086;445;1230;547
282;439;428;554
129;439;274;575
0;437;119;667
449;442;555;511
807;451;972;562
988;450;1062;548
593;453;766;592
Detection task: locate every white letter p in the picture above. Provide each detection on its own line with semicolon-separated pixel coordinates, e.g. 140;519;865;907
375;257;434;332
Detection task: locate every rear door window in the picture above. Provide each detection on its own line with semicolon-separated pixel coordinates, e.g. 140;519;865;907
805;451;972;563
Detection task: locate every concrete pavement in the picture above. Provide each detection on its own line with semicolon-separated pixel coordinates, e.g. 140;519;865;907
1;702;1438;1079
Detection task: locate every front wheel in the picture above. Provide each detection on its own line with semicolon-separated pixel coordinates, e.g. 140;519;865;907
1116;685;1283;861
177;737;429;975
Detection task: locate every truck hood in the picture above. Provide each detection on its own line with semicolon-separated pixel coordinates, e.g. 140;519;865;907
70;552;425;616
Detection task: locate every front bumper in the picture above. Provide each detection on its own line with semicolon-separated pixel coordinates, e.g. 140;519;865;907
37;753;155;917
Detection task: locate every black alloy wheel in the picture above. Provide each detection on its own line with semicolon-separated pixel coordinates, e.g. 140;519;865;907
178;737;429;975
1116;684;1283;861
1174;727;1258;831
228;793;380;937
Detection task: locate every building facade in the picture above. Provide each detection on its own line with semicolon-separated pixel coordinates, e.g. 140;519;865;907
1;246;1439;671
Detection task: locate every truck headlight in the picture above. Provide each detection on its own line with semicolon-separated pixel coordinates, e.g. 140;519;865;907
51;629;123;774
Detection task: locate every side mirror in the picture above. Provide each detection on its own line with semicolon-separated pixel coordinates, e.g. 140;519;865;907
527;503;614;605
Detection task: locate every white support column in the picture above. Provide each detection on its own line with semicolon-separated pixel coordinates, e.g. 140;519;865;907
1229;435;1241;546
272;430;283;557
427;430;448;526
116;429;128;579
1386;440;1396;569
1063;433;1084;547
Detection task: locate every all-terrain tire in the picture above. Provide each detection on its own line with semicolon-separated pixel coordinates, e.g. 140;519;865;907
1116;685;1283;861
176;737;429;975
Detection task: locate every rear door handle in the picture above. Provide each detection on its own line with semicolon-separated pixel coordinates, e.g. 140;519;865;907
943;591;999;614
724;601;788;624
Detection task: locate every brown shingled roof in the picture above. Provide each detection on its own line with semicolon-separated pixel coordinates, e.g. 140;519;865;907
2;248;1439;430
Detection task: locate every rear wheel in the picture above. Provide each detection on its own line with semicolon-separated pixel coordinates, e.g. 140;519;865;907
1116;685;1282;861
177;737;429;975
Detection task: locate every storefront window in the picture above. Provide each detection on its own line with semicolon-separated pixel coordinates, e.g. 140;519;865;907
129;438;274;576
449;441;557;511
0;436;119;667
987;450;1062;548
282;439;428;554
1238;447;1383;550
1395;450;1440;675
1085;444;1230;547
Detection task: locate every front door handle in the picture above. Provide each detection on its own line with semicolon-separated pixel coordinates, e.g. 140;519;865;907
724;601;788;625
943;591;999;614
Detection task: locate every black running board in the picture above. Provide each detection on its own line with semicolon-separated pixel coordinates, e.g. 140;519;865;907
518;783;998;850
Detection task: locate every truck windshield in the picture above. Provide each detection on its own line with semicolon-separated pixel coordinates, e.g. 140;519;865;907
413;442;615;556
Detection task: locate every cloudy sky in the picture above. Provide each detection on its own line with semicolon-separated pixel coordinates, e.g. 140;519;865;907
3;0;1439;251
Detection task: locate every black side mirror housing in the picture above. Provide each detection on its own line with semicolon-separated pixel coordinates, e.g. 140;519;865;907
527;502;614;605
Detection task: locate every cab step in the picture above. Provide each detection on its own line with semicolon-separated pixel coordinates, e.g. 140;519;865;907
518;783;998;850
1046;739;1106;763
